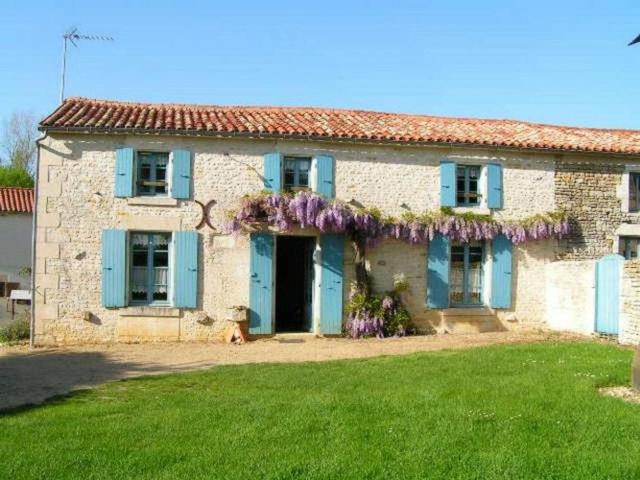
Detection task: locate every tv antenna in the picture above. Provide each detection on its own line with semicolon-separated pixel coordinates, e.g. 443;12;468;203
59;27;114;103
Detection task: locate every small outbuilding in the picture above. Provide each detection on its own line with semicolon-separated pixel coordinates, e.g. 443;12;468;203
0;187;34;296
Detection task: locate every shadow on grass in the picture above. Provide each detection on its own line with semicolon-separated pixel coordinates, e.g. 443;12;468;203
0;350;189;415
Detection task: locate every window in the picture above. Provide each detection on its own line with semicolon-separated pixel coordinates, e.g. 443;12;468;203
130;233;171;304
137;152;168;196
283;157;311;190
619;236;640;260
450;241;484;306
630;173;640;212
456;165;481;206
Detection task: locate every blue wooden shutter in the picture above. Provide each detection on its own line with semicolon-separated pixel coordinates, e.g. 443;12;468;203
487;163;503;209
171;149;192;199
315;154;335;198
320;234;344;334
440;161;456;207
249;233;274;334
174;231;199;308
427;233;450;308
102;229;127;307
263;152;282;192
491;235;513;308
114;147;134;197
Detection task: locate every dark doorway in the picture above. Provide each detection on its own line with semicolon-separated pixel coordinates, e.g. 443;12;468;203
275;236;315;333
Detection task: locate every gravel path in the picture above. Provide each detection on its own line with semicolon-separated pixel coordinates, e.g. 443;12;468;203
0;330;567;411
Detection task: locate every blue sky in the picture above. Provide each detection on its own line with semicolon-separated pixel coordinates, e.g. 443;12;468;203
2;1;639;129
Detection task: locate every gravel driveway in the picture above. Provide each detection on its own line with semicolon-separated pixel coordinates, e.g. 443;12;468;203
0;330;563;411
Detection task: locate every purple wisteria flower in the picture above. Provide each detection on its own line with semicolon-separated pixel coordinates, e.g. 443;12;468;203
224;191;571;247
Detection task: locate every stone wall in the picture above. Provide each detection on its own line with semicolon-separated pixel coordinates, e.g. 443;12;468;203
555;158;639;260
621;260;640;345
34;133;562;345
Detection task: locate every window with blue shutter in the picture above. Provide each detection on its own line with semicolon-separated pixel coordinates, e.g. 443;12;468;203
450;241;484;306
264;152;282;192
487;163;503;209
427;233;450;308
171;149;192;199
102;229;127;307
283;156;311;190
491;235;513;308
129;233;171;305
136;152;169;196
114;147;134;197
174;231;199;308
456;165;481;206
315;154;335;198
440;161;456;207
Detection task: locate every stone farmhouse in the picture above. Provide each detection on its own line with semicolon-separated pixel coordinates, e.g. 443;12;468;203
32;97;640;345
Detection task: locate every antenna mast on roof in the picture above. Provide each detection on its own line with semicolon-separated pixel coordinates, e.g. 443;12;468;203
59;27;114;103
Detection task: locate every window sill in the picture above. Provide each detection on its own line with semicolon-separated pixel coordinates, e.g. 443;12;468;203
441;307;495;316
127;197;178;207
452;206;491;215
119;306;180;317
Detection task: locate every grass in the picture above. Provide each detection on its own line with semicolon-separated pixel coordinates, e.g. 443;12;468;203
1;340;639;479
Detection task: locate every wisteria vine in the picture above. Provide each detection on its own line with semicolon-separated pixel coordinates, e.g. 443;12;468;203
225;190;570;245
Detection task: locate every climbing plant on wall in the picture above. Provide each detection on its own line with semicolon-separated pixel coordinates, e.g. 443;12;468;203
226;190;571;338
225;190;570;246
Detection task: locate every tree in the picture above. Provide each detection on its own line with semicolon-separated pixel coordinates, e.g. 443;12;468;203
0;111;36;188
0;165;34;187
1;111;37;172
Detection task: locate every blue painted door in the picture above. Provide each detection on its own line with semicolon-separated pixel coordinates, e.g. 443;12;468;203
250;233;274;334
320;234;344;334
595;254;623;335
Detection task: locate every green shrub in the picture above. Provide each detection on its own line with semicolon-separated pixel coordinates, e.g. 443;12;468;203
0;313;30;343
0;165;34;187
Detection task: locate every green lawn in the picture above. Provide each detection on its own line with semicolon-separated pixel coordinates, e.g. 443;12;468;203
1;341;639;479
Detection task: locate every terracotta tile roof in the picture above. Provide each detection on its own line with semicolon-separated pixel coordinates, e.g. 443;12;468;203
0;187;34;213
40;97;640;156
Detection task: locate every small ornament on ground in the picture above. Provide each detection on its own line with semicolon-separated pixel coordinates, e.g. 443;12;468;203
224;306;249;344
